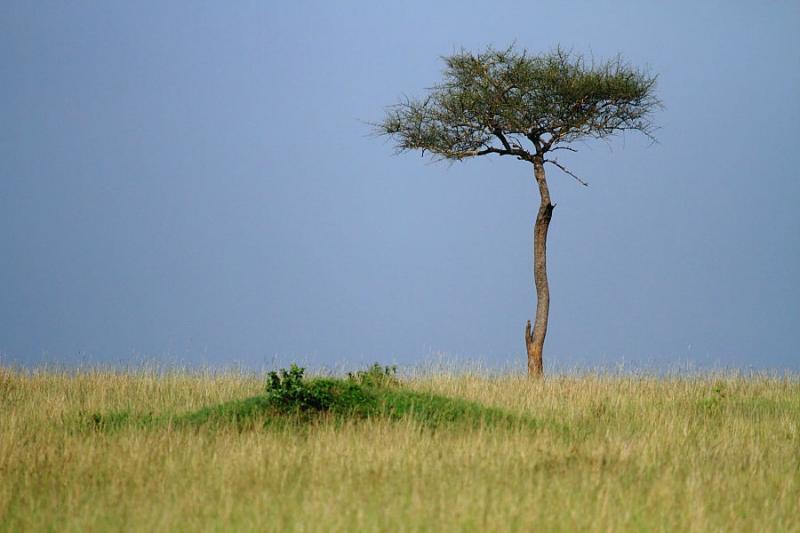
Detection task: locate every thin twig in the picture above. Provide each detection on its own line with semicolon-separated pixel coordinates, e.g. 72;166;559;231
549;145;578;153
545;159;589;187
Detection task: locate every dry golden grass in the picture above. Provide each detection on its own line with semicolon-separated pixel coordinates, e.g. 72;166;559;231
1;365;798;532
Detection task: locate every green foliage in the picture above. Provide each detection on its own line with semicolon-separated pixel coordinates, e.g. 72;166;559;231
84;364;537;432
347;363;399;388
378;44;660;163
256;364;530;429
265;364;324;411
264;364;378;415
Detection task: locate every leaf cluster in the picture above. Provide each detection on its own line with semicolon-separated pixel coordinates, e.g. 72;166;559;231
265;364;376;414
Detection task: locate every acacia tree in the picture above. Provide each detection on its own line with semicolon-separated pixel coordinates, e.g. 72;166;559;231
377;45;660;377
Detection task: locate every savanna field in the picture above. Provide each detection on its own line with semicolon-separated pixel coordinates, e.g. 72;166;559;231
1;365;798;532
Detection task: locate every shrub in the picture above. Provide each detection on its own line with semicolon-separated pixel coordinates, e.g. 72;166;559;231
347;363;398;388
265;364;377;415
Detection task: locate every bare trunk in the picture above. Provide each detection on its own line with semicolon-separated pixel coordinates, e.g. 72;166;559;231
525;156;553;378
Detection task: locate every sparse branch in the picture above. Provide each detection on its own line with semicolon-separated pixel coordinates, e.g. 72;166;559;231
541;132;561;153
549;146;577;153
445;146;531;161
544;158;589;187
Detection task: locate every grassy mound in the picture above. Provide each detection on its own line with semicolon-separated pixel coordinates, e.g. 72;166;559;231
88;364;537;432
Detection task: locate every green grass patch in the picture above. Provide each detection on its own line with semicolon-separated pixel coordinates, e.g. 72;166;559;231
86;364;539;432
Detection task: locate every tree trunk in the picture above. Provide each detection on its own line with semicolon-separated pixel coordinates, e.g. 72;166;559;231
526;156;553;378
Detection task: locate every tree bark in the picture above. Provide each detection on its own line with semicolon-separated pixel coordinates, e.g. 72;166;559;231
526;156;553;378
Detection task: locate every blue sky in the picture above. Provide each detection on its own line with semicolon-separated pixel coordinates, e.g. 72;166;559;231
2;1;799;371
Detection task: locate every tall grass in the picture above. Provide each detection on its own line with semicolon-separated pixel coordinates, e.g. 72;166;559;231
1;365;798;531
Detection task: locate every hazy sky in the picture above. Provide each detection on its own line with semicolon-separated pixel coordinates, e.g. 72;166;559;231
2;1;799;371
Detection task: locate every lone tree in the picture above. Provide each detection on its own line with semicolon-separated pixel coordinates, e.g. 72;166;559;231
376;45;660;377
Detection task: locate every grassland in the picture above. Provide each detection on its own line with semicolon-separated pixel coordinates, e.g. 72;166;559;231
1;365;798;532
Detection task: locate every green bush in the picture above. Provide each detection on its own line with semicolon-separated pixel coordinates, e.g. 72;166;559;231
265;364;377;415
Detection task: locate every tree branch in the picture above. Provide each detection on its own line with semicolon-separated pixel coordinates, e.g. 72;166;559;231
549;145;577;153
493;128;513;151
544;159;589;187
445;146;532;161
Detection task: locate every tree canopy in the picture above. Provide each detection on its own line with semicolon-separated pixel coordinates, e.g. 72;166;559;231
378;46;660;168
